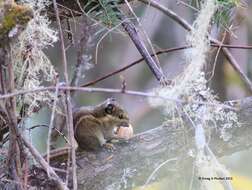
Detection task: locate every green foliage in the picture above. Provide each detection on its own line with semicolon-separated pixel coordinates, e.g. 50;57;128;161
0;2;33;41
215;0;240;29
216;0;239;5
189;0;241;30
84;0;122;28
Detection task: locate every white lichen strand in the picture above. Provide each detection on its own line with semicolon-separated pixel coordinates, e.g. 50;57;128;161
178;0;216;96
148;0;238;189
149;0;239;142
11;0;58;115
183;0;216;83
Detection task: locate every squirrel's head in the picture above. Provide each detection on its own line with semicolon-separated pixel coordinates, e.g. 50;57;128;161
95;98;130;127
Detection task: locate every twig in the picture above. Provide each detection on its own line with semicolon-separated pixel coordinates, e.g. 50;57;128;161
0;87;55;100
176;0;199;12
81;46;189;87
121;20;167;84
81;43;252;88
212;38;252;92
46;82;60;176
113;5;167;84
28;125;69;144
23;157;29;190
139;0;192;31
138;0;252;93
5;44;23;189
0;43;251;105
70;16;93;92
0;50;7;94
61;98;71;188
19;132;68;190
0;178;30;188
0;86;236;111
208;32;227;81
52;0;77;189
120;76;126;93
142;158;177;189
210;43;252;49
124;0;161;67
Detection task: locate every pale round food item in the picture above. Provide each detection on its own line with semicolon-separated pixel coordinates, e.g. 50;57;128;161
116;124;134;140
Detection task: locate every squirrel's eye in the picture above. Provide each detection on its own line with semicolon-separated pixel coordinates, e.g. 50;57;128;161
105;104;114;114
119;114;123;119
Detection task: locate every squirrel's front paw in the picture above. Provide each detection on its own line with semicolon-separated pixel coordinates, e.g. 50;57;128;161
103;143;116;152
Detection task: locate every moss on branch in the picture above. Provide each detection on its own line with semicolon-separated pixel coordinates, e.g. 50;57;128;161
0;1;33;42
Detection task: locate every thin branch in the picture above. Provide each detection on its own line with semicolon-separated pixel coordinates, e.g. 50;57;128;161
0;178;30;189
0;51;6;94
81;43;252;88
210;43;252;49
52;0;77;189
208;32;227;81
5;44;23;189
139;0;192;31
121;18;168;84
28;125;69;144
111;4;168;84
176;0;200;12
19;132;68;190
124;0;162;67
0;86;55;100
81;46;189;87
70;16;93;92
46;82;60;175
212;38;252;91
0;86;236;110
142;158;177;189
0;43;251;102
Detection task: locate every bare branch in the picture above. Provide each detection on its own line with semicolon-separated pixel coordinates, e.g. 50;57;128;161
0;86;236;110
81;46;189;87
5;44;23;189
70;16;94;91
19;132;68;190
47;82;61;174
212;38;252;91
52;0;77;189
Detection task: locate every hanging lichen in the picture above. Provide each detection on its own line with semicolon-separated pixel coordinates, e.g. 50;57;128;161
11;0;58;115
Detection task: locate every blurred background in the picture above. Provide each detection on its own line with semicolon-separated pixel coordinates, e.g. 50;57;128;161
28;0;252;189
